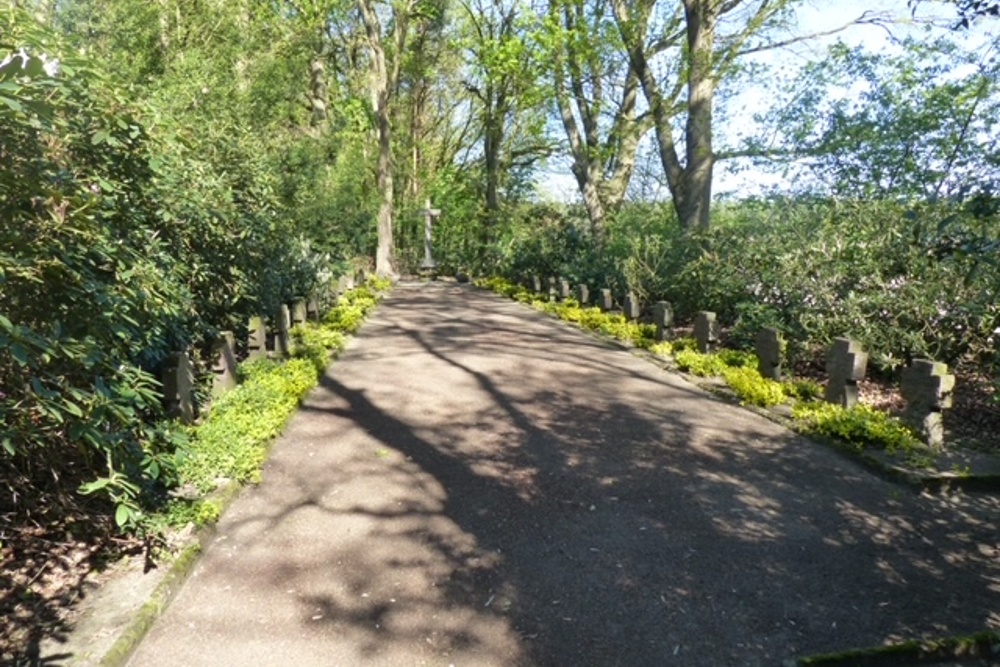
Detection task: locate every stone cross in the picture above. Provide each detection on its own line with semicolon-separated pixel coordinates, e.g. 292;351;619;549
162;351;195;424
247;316;266;360
559;278;571;301
623;292;640;321
211;331;238;398
901;359;955;449
755;328;784;381
824;338;868;408
577;284;590;305
693;311;719;353
599;288;613;312
420;199;440;271
291;297;308;327
654;301;674;341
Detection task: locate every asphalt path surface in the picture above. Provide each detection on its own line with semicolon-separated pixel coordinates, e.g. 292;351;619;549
128;281;1000;666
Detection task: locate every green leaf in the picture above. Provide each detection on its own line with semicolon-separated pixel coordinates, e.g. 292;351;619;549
10;343;28;367
115;504;134;527
1;438;14;456
79;478;111;495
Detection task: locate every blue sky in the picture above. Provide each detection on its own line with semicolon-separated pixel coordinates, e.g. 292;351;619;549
536;0;980;201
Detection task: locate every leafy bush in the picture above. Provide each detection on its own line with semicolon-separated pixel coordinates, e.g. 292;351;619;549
785;378;823;402
649;341;674;358
722;366;787;408
177;358;318;492
675;350;728;377
291;324;347;374
792;402;922;454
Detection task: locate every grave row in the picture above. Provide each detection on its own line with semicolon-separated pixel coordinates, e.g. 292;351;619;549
162;272;363;424
523;275;955;449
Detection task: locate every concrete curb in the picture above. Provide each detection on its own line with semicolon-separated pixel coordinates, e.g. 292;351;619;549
786;630;1000;665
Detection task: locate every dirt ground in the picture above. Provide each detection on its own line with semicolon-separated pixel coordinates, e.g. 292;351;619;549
81;281;997;667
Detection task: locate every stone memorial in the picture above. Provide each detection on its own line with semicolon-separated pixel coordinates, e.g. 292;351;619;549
559;279;571;301
306;297;320;322
824;337;868;408
290;298;308;327
419;200;441;276
211;331;238;398
901;359;955;449
162;351;195;423
532;275;542;293
599;288;613;312
577;284;590;305
654;301;674;341
623;292;640;321
548;276;557;301
755;328;784;381
247;316;266;360
273;304;291;358
693;311;719;353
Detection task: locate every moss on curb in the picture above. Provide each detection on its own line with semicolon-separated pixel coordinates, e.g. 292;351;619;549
98;544;201;667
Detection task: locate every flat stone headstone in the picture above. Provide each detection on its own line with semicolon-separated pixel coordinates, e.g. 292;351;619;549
824;337;867;408
623;292;640;321
273;304;291;358
901;359;955;449
755;328;784;380
693;311;719;353
577;284;590;305
211;331;238;398
162;351;195;423
336;275;351;295
559;279;571;301
599;289;613;312
654;301;674;341
290;298;308;327
247;316;266;360
532;276;542;293
548;276;557;301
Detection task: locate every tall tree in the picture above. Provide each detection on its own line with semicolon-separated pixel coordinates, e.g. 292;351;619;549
544;0;650;245
612;0;795;230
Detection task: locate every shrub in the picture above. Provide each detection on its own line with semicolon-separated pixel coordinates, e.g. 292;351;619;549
793;402;922;454
674;350;728;377
722;366;787;407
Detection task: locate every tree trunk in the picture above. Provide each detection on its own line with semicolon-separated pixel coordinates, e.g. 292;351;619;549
358;0;398;277
681;0;715;230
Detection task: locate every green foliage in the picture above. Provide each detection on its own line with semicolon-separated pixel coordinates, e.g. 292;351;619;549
793;402;923;455
649;341;674;358
177;358;318;492
674;349;755;377
785;378;823;402
722;366;787;408
291;324;348;374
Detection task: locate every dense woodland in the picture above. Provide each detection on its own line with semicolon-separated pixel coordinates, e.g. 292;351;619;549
1;0;1000;654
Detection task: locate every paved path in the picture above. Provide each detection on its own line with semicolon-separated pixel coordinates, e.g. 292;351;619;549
128;282;1000;666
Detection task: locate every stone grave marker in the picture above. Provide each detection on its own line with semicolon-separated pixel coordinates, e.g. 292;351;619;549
693;311;719;353
654;301;674;341
559;278;571;301
211;331;238;398
273;304;291;358
623;292;640;321
306;297;321;322
290;298;308;327
162;351;195;423
755;328;784;380
824;337;868;408
532;275;542;293
901;359;955;449
599;288;613;312
247;316;266;360
577;284;590;305
548;276;557;301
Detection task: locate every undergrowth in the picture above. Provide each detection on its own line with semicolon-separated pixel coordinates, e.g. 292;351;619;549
159;279;388;529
